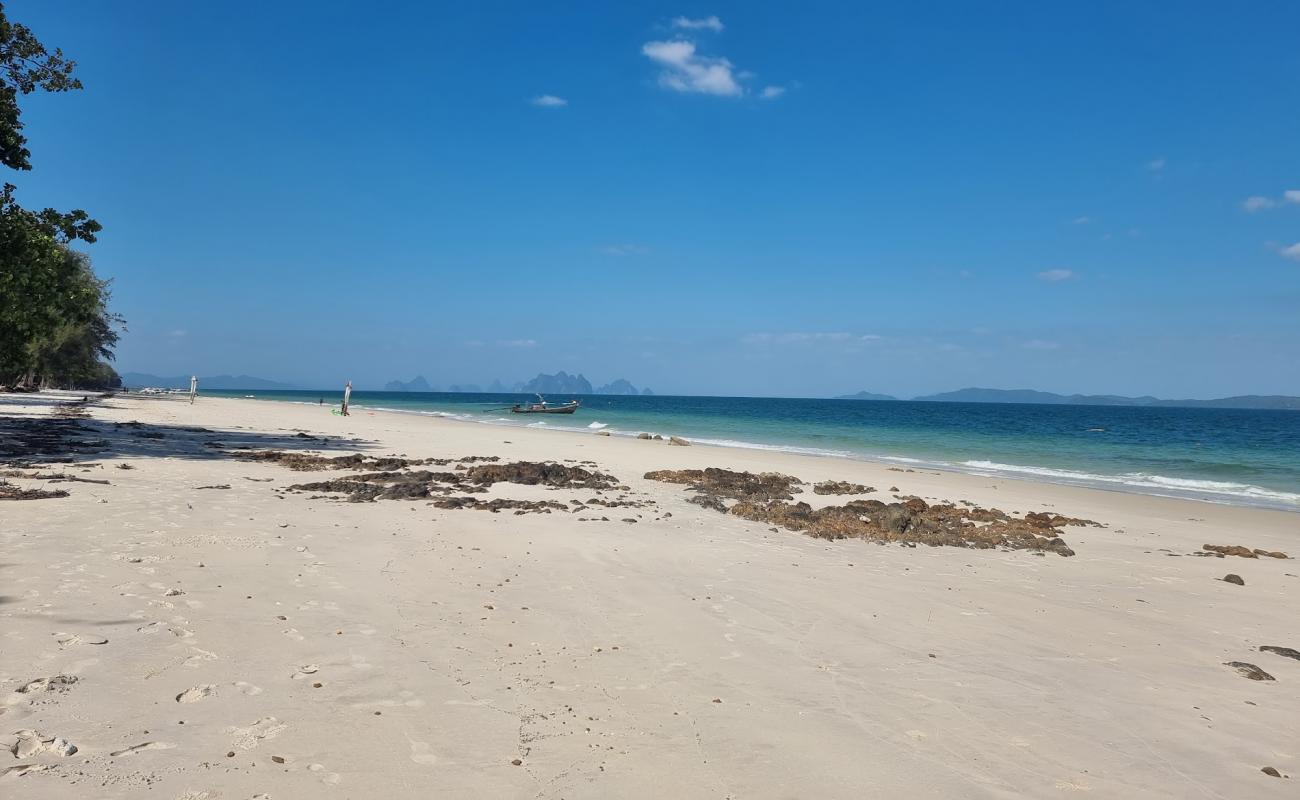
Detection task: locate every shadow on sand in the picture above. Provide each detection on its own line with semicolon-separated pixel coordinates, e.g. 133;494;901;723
0;394;374;467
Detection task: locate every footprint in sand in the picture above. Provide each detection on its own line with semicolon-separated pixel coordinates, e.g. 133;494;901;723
282;628;304;641
291;665;319;680
232;681;263;696
109;741;175;757
176;685;215;703
8;730;78;758
227;717;287;750
183;647;218;668
308;763;341;785
408;740;438;765
53;632;108;646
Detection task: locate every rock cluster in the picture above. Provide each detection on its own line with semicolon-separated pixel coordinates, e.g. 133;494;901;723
1223;661;1275;681
235;450;500;472
1260;645;1300;662
1202;544;1290;559
646;468;1093;556
431;497;570;514
288;460;620;504
813;481;874;495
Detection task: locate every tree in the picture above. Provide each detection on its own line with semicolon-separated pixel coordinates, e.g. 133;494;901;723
0;2;115;389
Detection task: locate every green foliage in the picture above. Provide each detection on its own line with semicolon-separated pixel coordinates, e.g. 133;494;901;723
0;3;116;389
0;5;83;172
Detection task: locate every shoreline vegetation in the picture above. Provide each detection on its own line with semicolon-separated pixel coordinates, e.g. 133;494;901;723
0;8;121;392
1;390;1296;796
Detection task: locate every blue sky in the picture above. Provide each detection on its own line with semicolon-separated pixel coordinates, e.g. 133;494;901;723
11;1;1300;397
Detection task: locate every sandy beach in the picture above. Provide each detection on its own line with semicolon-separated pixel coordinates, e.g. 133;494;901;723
1;391;1296;799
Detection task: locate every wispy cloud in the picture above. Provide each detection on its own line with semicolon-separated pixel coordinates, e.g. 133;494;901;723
1282;243;1300;262
642;40;742;96
600;243;650;256
760;85;785;99
743;332;880;345
1036;269;1076;282
1243;190;1300;212
1072;216;1091;225
1146;157;1166;172
168;329;187;338
501;339;538;348
1022;339;1061;350
531;94;567;108
672;15;724;32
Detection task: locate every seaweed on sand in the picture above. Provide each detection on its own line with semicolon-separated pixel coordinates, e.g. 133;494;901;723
646;469;1099;556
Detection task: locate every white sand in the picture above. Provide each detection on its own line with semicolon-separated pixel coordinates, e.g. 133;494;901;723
1;392;1296;798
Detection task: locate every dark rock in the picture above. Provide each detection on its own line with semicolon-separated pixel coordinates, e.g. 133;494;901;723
647;469;1083;556
813;480;873;495
1261;766;1281;778
1203;544;1258;558
1260;645;1300;662
1222;574;1245;585
1223;661;1275;681
464;461;618;490
644;468;804;502
669;436;690;446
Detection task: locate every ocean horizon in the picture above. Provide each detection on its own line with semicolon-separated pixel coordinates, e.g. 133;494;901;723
203;389;1300;512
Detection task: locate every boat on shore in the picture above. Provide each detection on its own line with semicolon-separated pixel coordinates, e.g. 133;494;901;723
511;395;580;414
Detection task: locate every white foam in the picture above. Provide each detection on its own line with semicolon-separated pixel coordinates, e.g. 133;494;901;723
587;421;608;430
961;460;1300;506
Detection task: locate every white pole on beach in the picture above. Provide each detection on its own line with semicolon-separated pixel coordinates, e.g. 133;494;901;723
342;381;352;416
189;375;198;405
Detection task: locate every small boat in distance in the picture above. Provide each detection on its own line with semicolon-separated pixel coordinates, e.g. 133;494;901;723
511;395;580;414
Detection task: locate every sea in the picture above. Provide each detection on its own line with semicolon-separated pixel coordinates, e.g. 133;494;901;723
205;390;1300;512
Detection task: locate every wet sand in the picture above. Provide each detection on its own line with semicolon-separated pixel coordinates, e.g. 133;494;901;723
2;392;1296;798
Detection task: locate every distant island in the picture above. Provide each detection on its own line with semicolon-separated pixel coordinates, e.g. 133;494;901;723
518;372;653;396
384;375;432;392
837;391;899;401
121;373;299;391
836;387;1300;410
380;371;654;396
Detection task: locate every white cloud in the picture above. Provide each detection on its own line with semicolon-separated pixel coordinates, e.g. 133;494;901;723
1146;157;1166;172
168;329;187;338
531;94;567;108
1243;195;1276;212
743;332;879;345
600;243;650;256
1036;269;1076;282
501;339;538;348
672;15;724;32
1072;216;1091;225
1282;243;1300;262
1285;190;1300;204
760;85;785;99
642;40;742;97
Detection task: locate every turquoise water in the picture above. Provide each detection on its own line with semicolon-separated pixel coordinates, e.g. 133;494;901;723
206;390;1300;511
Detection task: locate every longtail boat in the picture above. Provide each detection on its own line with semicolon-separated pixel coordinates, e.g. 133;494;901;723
510;395;580;414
